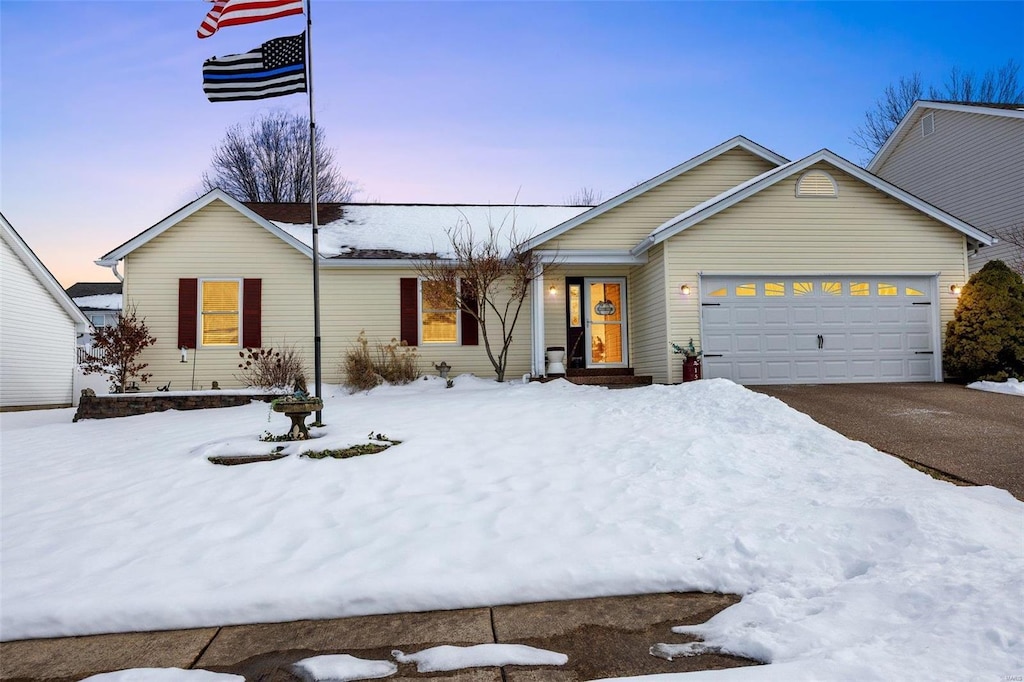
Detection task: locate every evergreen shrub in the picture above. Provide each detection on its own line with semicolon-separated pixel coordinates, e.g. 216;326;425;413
943;260;1024;382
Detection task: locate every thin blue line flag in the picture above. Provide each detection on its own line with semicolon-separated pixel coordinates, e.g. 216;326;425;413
203;33;306;102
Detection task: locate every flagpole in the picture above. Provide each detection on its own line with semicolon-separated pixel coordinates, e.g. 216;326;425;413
305;0;323;422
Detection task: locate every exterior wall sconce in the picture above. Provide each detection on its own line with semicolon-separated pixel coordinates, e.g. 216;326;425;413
549;284;557;296
680;284;691;296
950;284;963;295
180;346;188;363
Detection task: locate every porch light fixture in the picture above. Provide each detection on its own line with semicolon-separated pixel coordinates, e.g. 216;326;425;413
950;284;963;295
680;284;691;296
549;284;557;296
180;346;188;363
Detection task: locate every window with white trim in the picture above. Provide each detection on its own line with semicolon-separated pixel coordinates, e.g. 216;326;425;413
200;279;240;346
420;279;459;344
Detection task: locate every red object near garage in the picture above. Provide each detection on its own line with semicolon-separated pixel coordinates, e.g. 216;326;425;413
683;357;702;382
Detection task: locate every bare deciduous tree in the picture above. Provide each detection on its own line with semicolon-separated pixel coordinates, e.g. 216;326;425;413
998;223;1024;276
202;110;356;203
565;187;603;206
852;59;1024;157
80;305;157;393
416;213;543;382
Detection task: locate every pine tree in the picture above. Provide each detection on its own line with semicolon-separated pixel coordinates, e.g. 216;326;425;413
943;260;1024;382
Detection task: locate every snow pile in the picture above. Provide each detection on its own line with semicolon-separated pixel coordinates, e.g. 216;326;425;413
73;293;122;310
274;204;587;258
2;378;1022;681
392;644;567;672
291;654;397;681
967;377;1024;396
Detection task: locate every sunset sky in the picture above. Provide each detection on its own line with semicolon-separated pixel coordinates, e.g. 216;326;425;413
2;1;1021;286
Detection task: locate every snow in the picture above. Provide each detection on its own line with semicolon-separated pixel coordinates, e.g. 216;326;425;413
2;377;1022;681
80;670;243;682
273;204;588;258
291;654;397;681
967;378;1024;396
73;293;122;310
392;644;568;672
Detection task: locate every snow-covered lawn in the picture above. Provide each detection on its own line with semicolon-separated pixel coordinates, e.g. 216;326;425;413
968;377;1024;396
2;378;1021;681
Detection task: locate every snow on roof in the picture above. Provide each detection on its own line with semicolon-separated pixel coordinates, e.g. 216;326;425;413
272;205;590;259
73;293;122;311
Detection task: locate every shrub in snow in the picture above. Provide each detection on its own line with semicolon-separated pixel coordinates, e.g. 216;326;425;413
343;331;420;391
944;260;1024;382
79;305;157;393
235;344;305;389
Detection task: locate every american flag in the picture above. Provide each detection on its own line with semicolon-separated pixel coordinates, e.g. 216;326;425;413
198;0;304;39
202;33;306;102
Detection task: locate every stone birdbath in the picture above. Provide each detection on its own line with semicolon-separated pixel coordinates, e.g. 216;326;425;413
271;396;323;440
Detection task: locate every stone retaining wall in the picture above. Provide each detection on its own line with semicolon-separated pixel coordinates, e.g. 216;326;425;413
73;393;282;421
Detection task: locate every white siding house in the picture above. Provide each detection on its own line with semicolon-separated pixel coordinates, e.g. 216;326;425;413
868;101;1024;273
1;213;90;410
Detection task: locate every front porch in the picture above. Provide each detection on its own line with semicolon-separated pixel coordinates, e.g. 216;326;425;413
532;367;654;389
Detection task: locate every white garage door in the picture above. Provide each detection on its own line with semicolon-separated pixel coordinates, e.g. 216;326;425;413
700;275;937;384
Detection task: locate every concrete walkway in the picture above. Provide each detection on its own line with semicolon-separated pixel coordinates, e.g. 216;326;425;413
751;382;1024;500
1;593;758;681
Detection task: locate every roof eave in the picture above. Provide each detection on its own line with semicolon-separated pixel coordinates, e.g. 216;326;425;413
1;212;91;327
96;189;315;265
523;135;789;251
635;149;994;253
868;100;1024;172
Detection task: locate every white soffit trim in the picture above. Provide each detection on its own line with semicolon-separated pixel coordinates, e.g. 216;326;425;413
868;100;1024;172
522;135;789;251
1;211;90;326
532;249;648;264
95;189;313;266
633;149;994;255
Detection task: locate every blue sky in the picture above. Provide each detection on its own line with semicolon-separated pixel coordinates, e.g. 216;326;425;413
2;1;1022;286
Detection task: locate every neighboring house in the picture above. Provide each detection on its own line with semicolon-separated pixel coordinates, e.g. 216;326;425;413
95;136;991;389
868;100;1024;273
65;282;123;348
1;212;90;410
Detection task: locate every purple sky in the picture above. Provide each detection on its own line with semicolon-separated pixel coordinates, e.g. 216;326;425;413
2;1;1022;287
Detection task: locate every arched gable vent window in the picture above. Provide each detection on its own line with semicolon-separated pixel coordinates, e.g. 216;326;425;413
795;170;838;198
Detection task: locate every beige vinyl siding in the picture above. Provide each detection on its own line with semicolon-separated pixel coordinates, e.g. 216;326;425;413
544;149;778;251
627;243;669;383
664;164;967;383
1;237;79;408
125;200;532;388
873;109;1023;272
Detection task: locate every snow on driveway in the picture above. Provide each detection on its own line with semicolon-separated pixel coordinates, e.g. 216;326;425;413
1;378;1021;680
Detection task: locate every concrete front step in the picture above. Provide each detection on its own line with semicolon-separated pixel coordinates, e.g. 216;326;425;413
564;374;653;387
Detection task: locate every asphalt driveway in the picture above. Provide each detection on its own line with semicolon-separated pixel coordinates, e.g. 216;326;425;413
749;383;1024;501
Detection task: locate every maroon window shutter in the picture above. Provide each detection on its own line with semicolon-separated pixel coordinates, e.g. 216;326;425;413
460;279;478;346
178;278;198;349
242;279;262;348
400;278;419;346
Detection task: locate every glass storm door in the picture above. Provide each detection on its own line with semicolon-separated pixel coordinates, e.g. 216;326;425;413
584;278;627;368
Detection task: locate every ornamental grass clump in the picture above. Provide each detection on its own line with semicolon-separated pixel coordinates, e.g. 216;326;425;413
343;331;420;391
235;344;306;389
943;260;1024;382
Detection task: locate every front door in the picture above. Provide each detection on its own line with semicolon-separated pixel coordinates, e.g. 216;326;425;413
584;278;627;368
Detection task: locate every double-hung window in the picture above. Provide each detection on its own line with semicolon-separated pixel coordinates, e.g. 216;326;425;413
420;279;459;344
200;279;240;346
